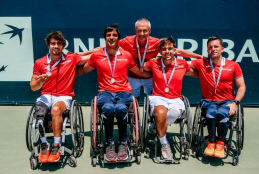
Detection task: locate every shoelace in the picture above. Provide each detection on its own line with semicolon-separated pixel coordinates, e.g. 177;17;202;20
207;143;215;149
118;144;126;152
162;144;172;158
108;144;115;153
51;145;60;155
41;144;48;155
216;144;224;151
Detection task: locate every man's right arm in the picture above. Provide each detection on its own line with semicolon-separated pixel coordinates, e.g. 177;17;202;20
30;74;48;91
76;63;95;75
75;46;105;56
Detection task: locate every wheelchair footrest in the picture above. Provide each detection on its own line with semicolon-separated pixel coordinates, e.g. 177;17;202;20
103;154;131;163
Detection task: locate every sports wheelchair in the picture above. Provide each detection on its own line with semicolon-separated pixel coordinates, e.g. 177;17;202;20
26;100;84;170
192;102;244;166
142;96;192;163
90;96;141;167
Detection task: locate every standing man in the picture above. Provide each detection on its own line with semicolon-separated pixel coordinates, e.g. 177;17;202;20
76;24;151;161
142;36;198;160
191;36;246;158
30;31;87;163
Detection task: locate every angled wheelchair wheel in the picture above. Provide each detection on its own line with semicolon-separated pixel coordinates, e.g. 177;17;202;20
70;100;85;156
236;104;244;154
182;96;192;146
26;104;37;152
192;102;201;146
141;96;149;149
131;97;140;146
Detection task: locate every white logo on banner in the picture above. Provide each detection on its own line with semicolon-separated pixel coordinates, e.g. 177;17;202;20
0;17;34;81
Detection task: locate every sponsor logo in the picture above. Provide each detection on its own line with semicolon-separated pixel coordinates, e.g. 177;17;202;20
177;65;184;68
0;17;34;81
205;65;211;68
61;59;71;65
146;49;156;52
222;68;232;71
117;59;128;61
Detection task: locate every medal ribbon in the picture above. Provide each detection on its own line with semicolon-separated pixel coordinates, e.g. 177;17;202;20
47;53;63;72
136;37;148;67
161;58;177;88
105;47;119;79
210;57;225;94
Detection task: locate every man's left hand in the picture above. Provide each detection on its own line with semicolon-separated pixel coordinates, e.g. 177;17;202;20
227;102;238;116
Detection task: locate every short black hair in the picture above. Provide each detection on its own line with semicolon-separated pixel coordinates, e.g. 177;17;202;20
207;36;223;46
45;31;66;47
103;23;121;39
159;36;176;48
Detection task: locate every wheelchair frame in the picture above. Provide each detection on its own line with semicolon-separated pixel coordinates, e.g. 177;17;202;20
90;96;141;167
25;100;84;170
192;102;244;166
142;95;192;163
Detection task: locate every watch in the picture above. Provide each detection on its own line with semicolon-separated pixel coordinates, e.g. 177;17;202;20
234;100;240;105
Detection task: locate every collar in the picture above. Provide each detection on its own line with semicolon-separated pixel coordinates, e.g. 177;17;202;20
134;35;149;48
46;53;65;63
161;57;177;68
103;47;121;56
210;57;225;66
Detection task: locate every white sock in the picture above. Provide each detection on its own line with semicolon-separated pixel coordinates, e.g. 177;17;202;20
158;135;168;145
40;136;48;144
167;108;181;125
54;137;61;145
149;122;155;129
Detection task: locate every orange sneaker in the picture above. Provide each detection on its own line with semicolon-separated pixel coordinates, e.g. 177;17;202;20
39;143;50;163
48;144;61;162
214;141;225;158
204;142;215;156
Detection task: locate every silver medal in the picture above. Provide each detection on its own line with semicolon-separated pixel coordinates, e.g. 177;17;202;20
111;78;115;83
46;71;52;77
165;87;169;93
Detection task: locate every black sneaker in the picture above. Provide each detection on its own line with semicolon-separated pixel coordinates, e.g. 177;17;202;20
105;144;116;162
117;142;128;161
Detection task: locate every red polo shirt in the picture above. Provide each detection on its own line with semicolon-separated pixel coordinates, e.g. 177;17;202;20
118;35;160;79
87;47;137;93
33;53;81;97
191;58;243;101
144;58;190;99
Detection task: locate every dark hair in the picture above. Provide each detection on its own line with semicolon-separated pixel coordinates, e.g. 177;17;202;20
207;36;223;46
103;23;121;39
159;36;176;48
45;31;66;47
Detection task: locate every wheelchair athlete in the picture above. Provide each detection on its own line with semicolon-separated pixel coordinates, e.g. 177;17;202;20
191;36;246;158
142;36;198;160
30;31;88;163
76;24;151;161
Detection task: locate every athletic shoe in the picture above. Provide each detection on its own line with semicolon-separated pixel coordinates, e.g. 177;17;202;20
214;141;225;158
48;144;61;162
161;143;173;160
39;143;49;163
204;142;216;157
148;127;156;136
117;143;128;161
105;144;116;162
